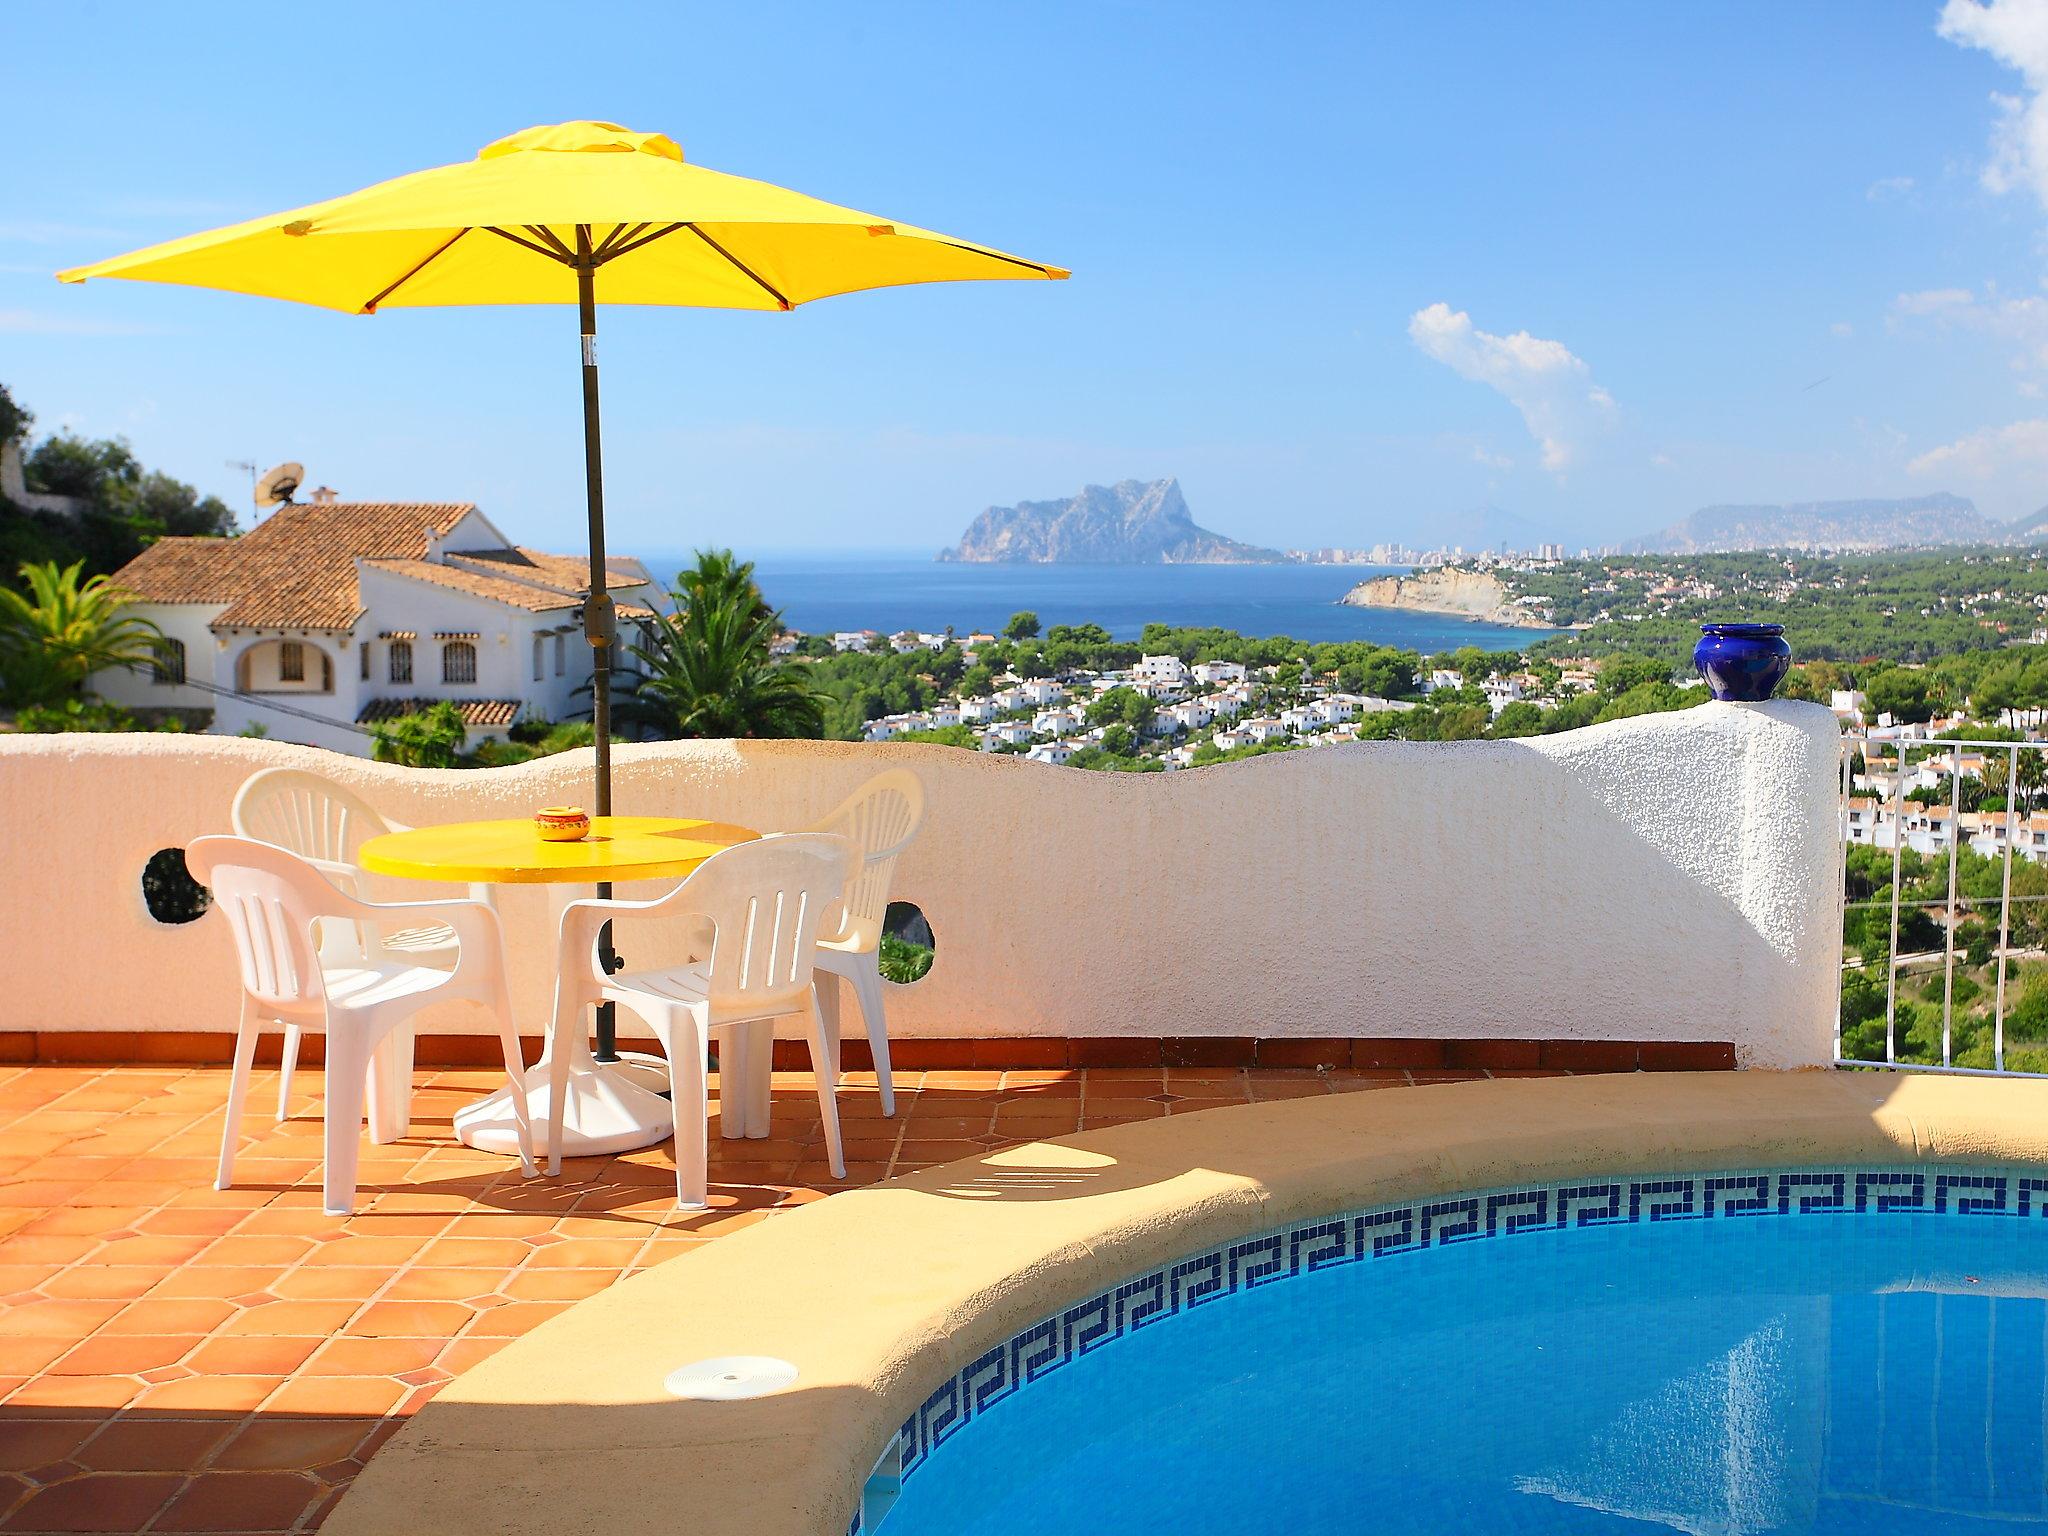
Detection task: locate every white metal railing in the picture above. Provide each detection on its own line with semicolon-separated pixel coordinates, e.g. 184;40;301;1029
1838;732;2048;1077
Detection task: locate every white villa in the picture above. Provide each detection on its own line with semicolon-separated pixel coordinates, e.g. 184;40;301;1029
1133;654;1189;688
94;495;663;758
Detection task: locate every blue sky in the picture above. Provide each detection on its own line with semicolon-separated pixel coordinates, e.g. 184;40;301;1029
7;0;2048;554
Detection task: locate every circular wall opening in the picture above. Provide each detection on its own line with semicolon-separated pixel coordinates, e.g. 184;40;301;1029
142;848;211;925
879;900;934;985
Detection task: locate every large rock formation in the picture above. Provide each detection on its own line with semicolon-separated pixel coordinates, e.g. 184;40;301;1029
938;478;1282;563
1340;569;1557;629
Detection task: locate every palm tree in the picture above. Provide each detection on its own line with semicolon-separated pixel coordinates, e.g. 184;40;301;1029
0;560;162;708
611;550;823;740
2020;748;2048;812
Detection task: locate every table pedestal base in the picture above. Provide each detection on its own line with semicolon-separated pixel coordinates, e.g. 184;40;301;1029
454;1055;672;1158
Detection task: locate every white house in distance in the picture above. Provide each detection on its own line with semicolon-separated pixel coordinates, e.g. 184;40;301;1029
93;494;663;757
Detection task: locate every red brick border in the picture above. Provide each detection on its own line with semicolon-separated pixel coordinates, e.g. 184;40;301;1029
1;1031;1739;1071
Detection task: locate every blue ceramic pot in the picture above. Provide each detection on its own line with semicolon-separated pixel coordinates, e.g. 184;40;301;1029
1693;622;1791;702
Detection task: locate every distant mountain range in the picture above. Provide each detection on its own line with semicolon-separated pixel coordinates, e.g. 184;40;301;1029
938;478;1282;564
1621;493;2032;554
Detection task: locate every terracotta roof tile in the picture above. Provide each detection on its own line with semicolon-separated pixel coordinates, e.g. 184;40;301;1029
112;503;473;629
108;504;656;631
356;698;523;728
362;558;583;612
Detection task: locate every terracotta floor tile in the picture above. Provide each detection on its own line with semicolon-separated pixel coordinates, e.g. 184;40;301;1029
496;1268;620;1302
212;1417;376;1472
348;1301;477;1338
415;1235;538;1268
265;1268;387;1301
4;1375;143;1411
71;1417;234;1471
14;1207;143;1238
303;1336;443;1376
260;1375;406;1417
375;1268;506;1304
461;1301;570;1338
192;1234;316;1268
38;1266;162;1302
146;1266;283;1300
47;1337;197;1377
87;1234;215;1267
152;1469;323;1532
0;1419;95;1472
0;1300;125;1338
297;1236;427;1268
183;1335;322;1376
0;1338;75;1376
133;1208;246;1238
218;1300;360;1337
0;1236;99;1266
519;1238;644;1269
105;1302;240;1340
129;1374;285;1413
0;1470;182;1532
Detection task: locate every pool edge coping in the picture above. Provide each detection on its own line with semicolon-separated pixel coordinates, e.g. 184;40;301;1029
321;1070;2048;1536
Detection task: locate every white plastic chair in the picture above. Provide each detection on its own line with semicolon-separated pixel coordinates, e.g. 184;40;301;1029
545;833;855;1208
806;770;926;1116
185;835;535;1216
232;767;493;1121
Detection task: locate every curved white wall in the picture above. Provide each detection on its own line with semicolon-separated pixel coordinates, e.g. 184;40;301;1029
0;700;1843;1067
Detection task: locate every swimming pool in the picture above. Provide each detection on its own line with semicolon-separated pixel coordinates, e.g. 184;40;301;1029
867;1166;2048;1535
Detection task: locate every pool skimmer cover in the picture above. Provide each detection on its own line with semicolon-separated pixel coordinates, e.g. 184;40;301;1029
665;1356;799;1400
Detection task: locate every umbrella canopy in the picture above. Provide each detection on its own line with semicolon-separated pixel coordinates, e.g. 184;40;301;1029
57;119;1068;309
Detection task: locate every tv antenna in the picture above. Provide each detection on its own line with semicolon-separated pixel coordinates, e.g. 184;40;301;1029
226;460;257;520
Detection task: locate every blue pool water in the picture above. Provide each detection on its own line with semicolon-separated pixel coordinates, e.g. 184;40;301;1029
879;1171;2048;1536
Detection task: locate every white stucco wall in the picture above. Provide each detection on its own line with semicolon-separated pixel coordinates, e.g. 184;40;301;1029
90;602;227;714
0;700;1844;1065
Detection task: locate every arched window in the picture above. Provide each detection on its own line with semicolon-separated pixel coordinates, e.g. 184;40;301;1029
442;640;477;684
150;637;186;686
390;640;413;684
532;635;545;682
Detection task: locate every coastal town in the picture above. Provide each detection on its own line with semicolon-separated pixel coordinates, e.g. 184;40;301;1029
828;621;1588;768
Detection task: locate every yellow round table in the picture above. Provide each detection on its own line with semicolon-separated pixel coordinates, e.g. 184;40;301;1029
359;815;758;1158
357;815;757;886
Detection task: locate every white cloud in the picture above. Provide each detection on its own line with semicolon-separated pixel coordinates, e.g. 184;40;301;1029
1894;287;1978;316
1867;175;1917;200
1831;320;1856;338
1470;444;1514;470
1908;416;2048;476
1891;284;2048;370
1940;0;2048;206
1650;452;1674;468
1407;302;1615;475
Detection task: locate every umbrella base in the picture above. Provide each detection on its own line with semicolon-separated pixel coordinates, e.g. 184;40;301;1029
455;1056;672;1158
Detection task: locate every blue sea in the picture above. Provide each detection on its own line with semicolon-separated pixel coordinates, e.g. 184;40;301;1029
644;554;1551;653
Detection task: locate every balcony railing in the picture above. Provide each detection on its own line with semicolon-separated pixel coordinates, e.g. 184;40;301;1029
1839;732;2048;1077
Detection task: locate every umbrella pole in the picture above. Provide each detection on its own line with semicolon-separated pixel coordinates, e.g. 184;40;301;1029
576;252;624;1064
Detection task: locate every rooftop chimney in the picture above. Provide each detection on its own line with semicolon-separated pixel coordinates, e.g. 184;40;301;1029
309;485;339;505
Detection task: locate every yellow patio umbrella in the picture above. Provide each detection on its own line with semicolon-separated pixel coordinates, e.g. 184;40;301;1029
59;118;1065;1087
57;118;1067;805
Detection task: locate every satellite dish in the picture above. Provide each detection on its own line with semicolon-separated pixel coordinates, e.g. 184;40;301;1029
254;461;304;508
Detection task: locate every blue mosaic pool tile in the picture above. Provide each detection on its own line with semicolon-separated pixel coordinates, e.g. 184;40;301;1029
862;1162;2048;1530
